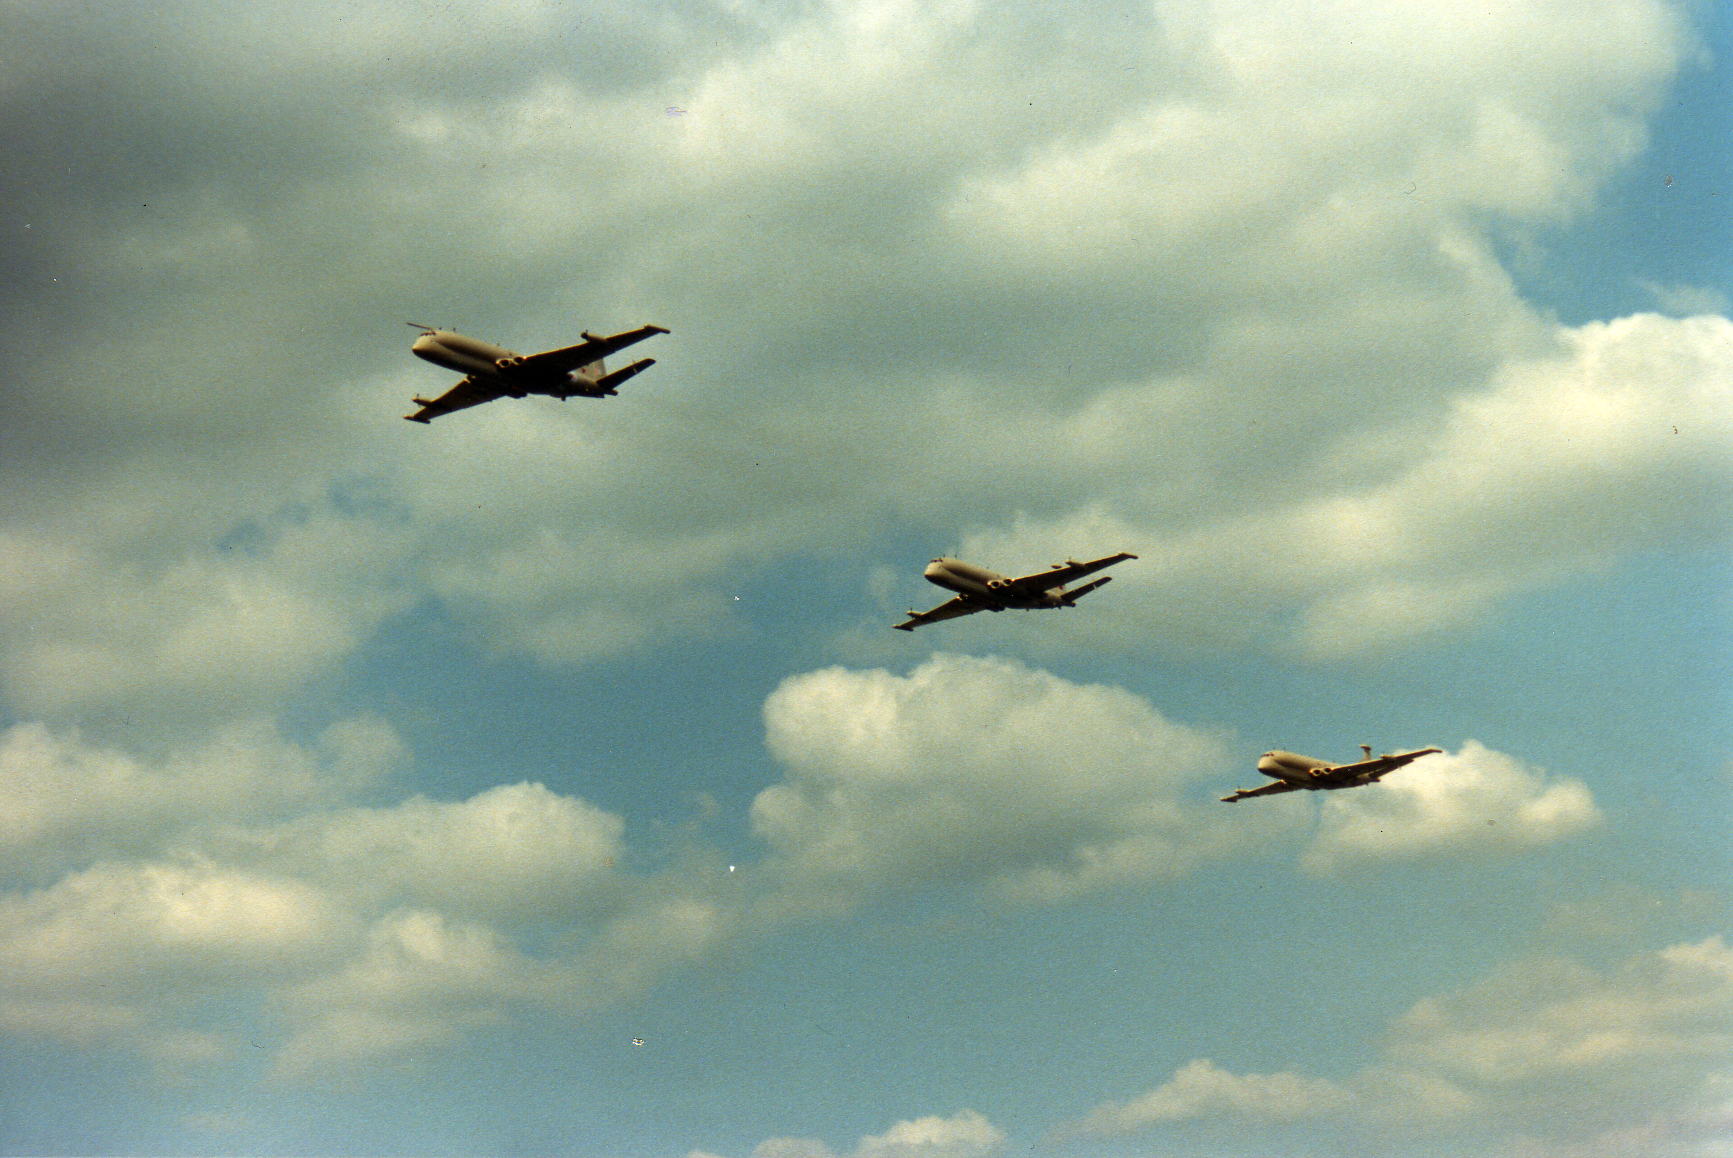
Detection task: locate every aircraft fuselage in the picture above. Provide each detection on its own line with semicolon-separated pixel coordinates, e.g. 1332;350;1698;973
1254;748;1441;790
1256;750;1335;787
923;557;1068;609
411;329;602;399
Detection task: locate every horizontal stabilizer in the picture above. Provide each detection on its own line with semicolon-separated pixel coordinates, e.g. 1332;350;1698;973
1061;575;1112;604
595;357;655;395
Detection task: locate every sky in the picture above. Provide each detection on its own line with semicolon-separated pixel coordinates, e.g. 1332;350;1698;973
0;1;1729;1155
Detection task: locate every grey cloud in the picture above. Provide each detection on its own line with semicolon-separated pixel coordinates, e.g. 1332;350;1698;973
2;0;1709;720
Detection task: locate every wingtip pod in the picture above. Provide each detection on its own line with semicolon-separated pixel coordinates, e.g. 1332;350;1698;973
404;413;431;424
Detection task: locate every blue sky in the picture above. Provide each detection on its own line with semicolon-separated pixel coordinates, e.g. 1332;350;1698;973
1;2;1729;1156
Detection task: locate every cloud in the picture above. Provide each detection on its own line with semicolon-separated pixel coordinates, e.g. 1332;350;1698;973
750;659;1601;912
0;716;404;885
0;504;416;727
706;1109;1005;1158
0;859;357;1056
0;2;1710;1117
270;908;556;1077
1300;740;1602;873
244;781;627;927
848;1110;1004;1158
962;312;1733;659
957;0;1684;253
749;653;1244;910
0;649;1605;1075
1073;935;1733;1146
1388;936;1733;1095
0;718;727;1072
0;0;1711;719
1077;1058;1355;1133
1640;280;1732;317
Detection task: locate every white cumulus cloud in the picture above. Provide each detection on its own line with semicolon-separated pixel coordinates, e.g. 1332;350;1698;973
1078;1058;1355;1133
750;653;1243;910
1301;740;1602;873
710;1109;1005;1158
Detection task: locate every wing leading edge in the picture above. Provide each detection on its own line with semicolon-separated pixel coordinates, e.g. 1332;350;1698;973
998;552;1139;598
517;324;670;375
1220;780;1304;803
404;376;505;424
1311;747;1443;787
892;596;980;632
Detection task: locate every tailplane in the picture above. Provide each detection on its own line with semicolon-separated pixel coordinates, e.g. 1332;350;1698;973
593;357;655;396
1060;575;1112;605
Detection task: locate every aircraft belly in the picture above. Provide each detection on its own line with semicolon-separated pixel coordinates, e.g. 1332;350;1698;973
522;369;586;397
414;347;503;377
927;573;991;598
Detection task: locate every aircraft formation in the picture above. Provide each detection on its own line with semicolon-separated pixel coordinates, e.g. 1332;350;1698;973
403;324;1445;803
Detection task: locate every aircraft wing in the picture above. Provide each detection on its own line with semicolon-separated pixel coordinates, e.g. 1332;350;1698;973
405;376;506;423
1220;780;1304;803
893;596;981;631
998;552;1138;597
516;324;669;375
1312;748;1442;787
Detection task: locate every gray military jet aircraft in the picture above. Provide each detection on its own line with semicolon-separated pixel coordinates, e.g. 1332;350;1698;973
893;553;1137;631
403;322;668;423
1220;746;1443;802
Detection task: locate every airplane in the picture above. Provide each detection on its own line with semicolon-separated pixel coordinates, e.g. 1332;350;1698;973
1219;746;1443;802
403;322;668;423
892;553;1137;631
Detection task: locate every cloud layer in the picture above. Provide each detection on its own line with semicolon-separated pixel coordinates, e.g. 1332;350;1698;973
0;2;1721;1153
0;0;1721;738
0;657;1601;1076
1078;935;1733;1152
962;312;1733;659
